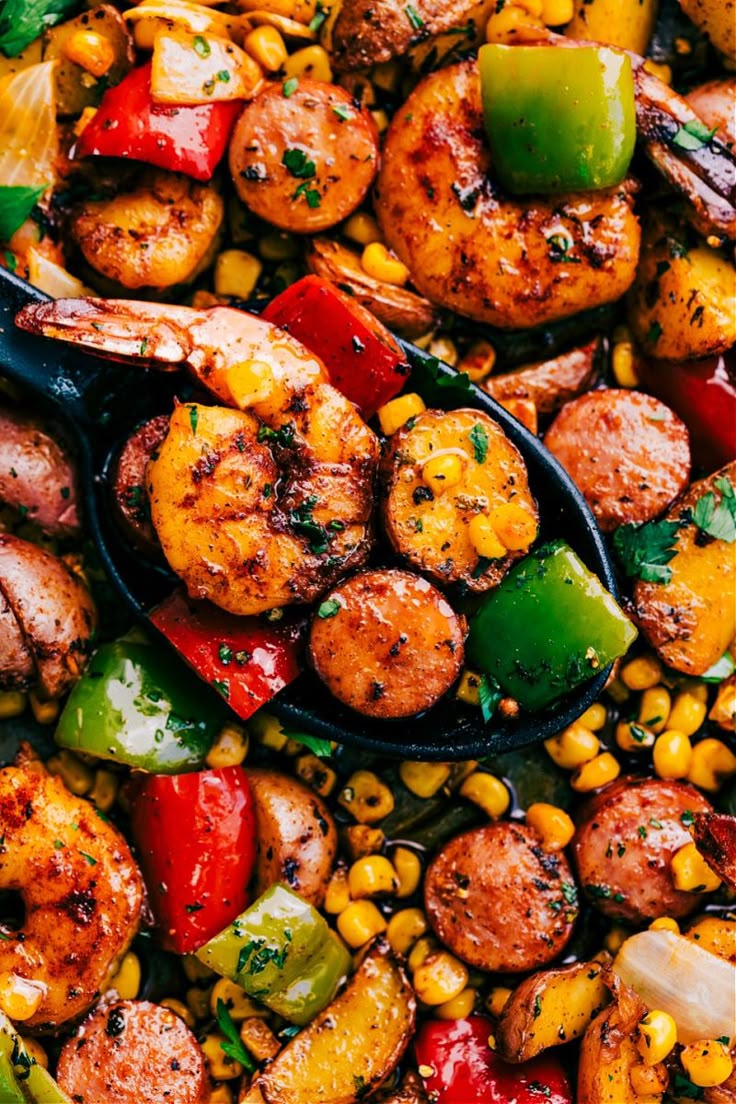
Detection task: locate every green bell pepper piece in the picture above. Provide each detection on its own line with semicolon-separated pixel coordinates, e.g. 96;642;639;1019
467;540;637;711
0;1012;72;1103
196;884;350;1025
479;44;636;194
56;641;225;773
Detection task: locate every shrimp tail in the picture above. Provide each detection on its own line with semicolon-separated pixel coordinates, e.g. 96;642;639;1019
15;297;199;370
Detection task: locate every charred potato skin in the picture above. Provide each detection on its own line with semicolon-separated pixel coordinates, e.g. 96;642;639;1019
483;341;599;418
679;0;736;61
44;5;134;116
247;768;338;909
0;406;81;538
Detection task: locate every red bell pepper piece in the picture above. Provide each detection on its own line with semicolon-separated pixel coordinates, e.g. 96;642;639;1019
75;63;242;182
128;765;257;953
149;588;305;722
639;350;736;473
414;1016;572;1104
262;275;411;419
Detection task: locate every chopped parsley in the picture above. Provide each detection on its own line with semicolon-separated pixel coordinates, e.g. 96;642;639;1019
0;0;77;56
546;232;579;263
701;651;736;682
289;495;329;554
188;406;199;435
690;476;736;544
478;674;502;723
405;3;423;29
79;851;97;866
216;69;230;83
612;518;683;584
218;643;233;666
647;320;663;345
193;34;211;57
215;999;256;1072
332;103;352;122
282;77;299;97
317;598;341;619
282;148;316;179
258;421;295;448
468;422;489;464
211;678;230;700
0;183;47;242
671;119;717;152
293;180;321;208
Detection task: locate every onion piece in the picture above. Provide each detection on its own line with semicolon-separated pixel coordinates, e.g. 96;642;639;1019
0;61;58;190
151;30;262;104
26;250;93;298
613;929;736;1045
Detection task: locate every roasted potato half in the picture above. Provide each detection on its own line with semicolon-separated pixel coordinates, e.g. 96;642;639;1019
482;342;599;418
380;408;538;591
247;768;337;909
0;406;81;538
257;938;416;1104
496;955;611;1063
564;0;659;53
44;5;134;116
679;0;736;61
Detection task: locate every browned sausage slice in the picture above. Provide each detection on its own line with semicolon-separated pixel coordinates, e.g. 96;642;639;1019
56;999;208;1104
308;568;466;718
424;822;578;973
691;812;736;891
0;407;80;537
230;79;379;233
572;777;713;924
111;414;169;554
0;593;34;690
483;341;599;417
544;389;691;531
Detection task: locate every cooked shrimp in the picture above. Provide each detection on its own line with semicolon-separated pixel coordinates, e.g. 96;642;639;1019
0;764;142;1031
70;169;224;289
16;298;380;616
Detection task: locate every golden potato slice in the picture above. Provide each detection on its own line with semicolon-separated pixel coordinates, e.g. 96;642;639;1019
578;977;665;1104
380;408;538;591
258;939;415;1104
496;956;611;1063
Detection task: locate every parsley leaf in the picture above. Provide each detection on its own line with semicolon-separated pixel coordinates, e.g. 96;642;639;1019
215;999;256;1073
289;495;329;554
282;148;316;179
282;77;298;97
405;3;423;29
468;423;489;464
0;0;77;56
612;519;683;584
406;345;473;407
192;34;210;57
317;598;341;619
671;119;717;152
188;406;198;435
293;180;321;207
332;103;352;122
0;184;47;242
282;729;333;757
478;674;502;723
691;477;736;544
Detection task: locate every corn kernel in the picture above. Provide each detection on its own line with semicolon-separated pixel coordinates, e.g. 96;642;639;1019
637;1010;677;1065
407;935;437;973
206;723;249;769
370;108;390;133
29;691;60;726
88;768;119;813
210;977;265;1021
183;954;215;984
336;900;387;948
343;211;382;246
541;0;573;24
361;242;409;286
372;59;401;92
459;772;510;819
377;393;426;436
710;678;736;731
436;987;476;1020
621;655;663;691
107;951;141;1000
186;985;213;1020
387;907;428;955
486;986;513;1017
399;760;451;799
0;691;26;719
342;824;385;860
239;1017;280;1062
348;855;398;899
214;249;262;298
244;24;287;71
671;842;721;893
0;972;44;1021
638;686;671;734
487;502;538;552
324;863;351;914
649;916;680;934
544;722;600;770
526;802;575;850
485;5;545;42
200;1033;242;1080
413;950;468;1006
160;997;196;1028
652;729;692;780
46;750;94;796
681;1039;734;1088
460;339;496;382
606;677;631;704
668;692;707;737
687;737;736;792
578;702;607;731
63;29;116;77
514;0;543;16
248;710;287;751
603;924;629;954
428;336;459;367
643;59;672;84
258;230;299;261
467;515;507;560
295;752;337;797
393;845;422;898
19;1037;47;1069
616;720;655;752
422;453;465;494
612;340;640;389
456;669;482;707
282;44;333;82
339;770;394;823
570;751;621;793
681;678;709;703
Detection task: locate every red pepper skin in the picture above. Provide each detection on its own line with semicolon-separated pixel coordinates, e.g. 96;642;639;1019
129;766;256;953
639;351;736;473
262;275;411;419
75;63;242;181
414;1016;572;1104
149;589;305;722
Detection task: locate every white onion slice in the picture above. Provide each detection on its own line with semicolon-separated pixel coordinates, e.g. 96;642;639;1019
0;61;58;190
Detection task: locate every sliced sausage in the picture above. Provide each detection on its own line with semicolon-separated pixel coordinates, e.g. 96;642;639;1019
0;406;80;537
692;812;736;891
308;568;466;719
56;999;208;1104
424;822;578;973
544;389;691;531
380;408;538;592
230;79;379;234
572;777;713;924
483;341;599;417
0;593;34;690
111;415;169;555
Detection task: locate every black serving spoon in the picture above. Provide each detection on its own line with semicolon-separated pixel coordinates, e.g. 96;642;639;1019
0;266;617;759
